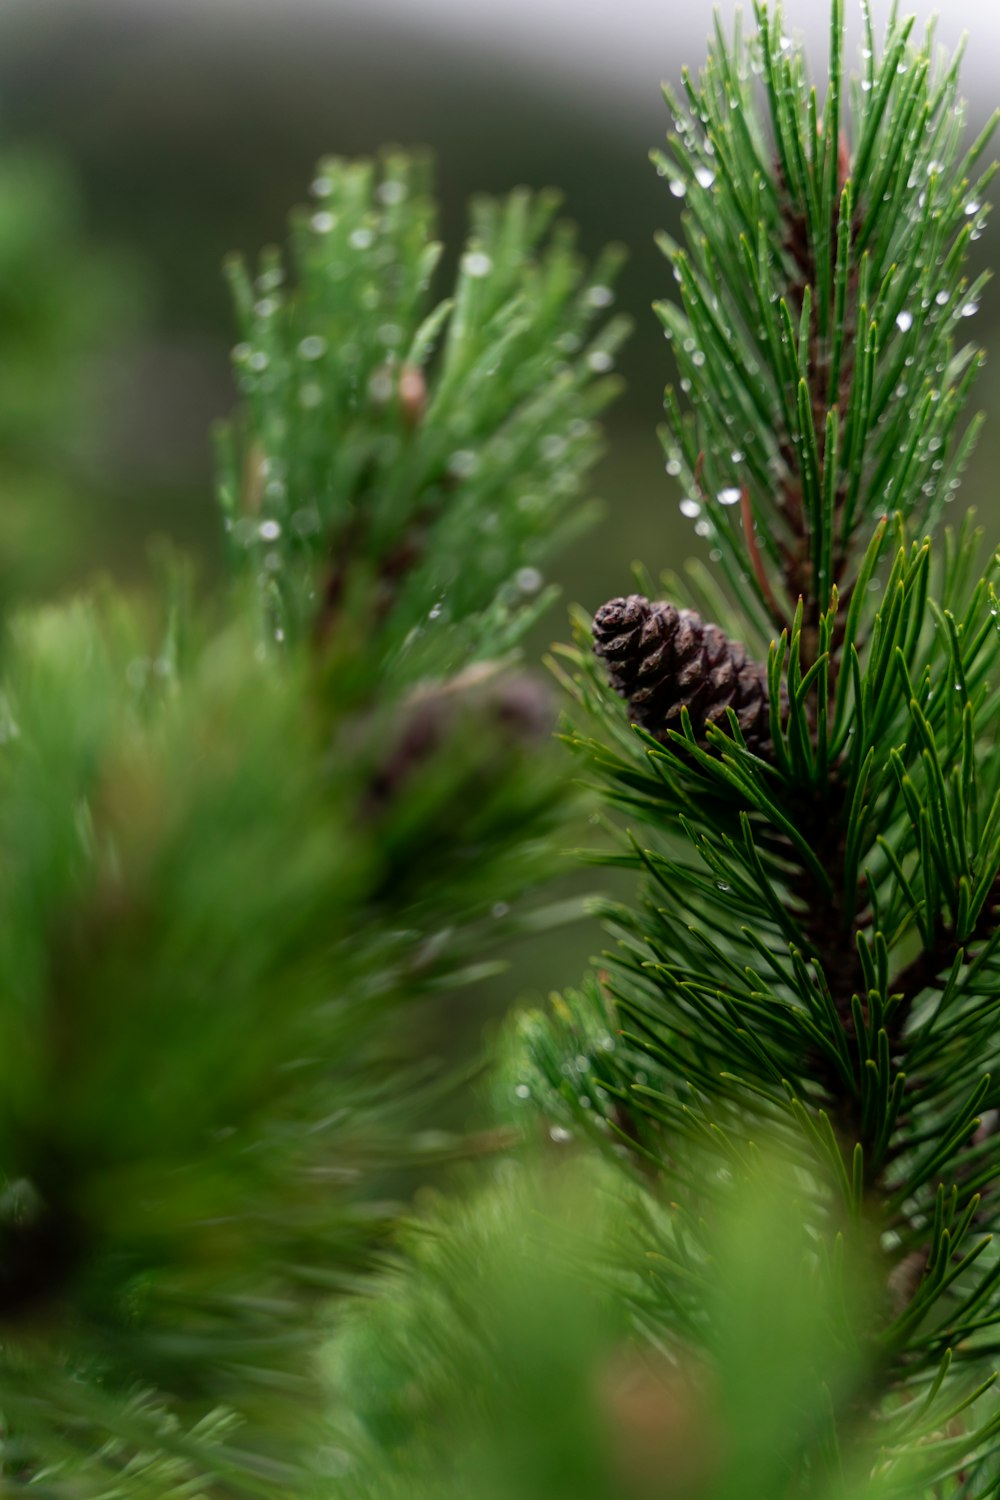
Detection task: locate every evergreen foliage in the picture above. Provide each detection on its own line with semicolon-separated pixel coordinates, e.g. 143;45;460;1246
0;152;143;595
511;2;1000;1492
0;162;623;1490
215;152;628;680
3;2;1000;1496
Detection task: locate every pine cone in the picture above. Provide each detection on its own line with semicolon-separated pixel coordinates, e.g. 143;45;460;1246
365;665;553;814
592;594;775;755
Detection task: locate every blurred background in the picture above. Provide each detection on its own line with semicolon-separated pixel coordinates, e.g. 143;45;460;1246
3;0;997;605
0;0;997;998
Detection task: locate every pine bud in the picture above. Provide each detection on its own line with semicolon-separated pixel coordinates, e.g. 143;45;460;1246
838;130;852;193
592;594;775;754
398;364;427;427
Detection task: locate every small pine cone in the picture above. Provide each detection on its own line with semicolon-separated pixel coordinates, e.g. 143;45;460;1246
365;665;553;813
592;594;774;755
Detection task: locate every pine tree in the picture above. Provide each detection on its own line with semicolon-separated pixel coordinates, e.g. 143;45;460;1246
4;2;1000;1496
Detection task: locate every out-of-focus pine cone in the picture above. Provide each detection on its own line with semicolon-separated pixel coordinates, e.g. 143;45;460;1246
592;594;774;755
365;664;553;813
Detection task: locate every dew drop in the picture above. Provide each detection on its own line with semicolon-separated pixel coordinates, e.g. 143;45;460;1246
462;250;493;278
896;310;913;332
447;449;479;479
368;368;395;403
516;566;543;594
310;211;336;233
349;227;374;250
718;486;741;506
248;350;269;372
377;178;407;205
680;497;701;518
586;284;614;308
694;165;716;189
587;350;614;373
665;458;682;476
962;301;980;318
549;1126;572;1144
514;1083;531;1099
298;335;327;360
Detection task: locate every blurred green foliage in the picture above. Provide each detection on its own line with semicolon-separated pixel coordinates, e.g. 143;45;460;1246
326;1151;882;1500
0;4;998;1496
0;151;620;1491
0;149;145;597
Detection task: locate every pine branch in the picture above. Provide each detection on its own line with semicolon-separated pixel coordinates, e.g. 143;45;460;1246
656;0;995;652
511;6;1000;1489
0;155;625;1489
215;152;629;688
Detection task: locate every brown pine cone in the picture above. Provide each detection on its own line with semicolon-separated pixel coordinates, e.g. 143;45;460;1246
364;664;553;814
592;594;775;755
